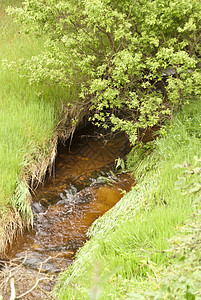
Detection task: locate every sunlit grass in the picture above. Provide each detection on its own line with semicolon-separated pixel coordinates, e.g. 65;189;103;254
0;8;52;201
0;1;76;217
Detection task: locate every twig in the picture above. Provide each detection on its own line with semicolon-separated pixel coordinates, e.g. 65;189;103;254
15;277;51;299
5;253;28;286
10;277;15;300
6;255;55;300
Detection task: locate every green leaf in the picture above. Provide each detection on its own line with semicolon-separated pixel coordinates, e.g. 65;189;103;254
185;289;195;300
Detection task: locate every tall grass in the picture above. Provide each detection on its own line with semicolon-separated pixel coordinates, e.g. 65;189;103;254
0;1;76;220
55;98;201;299
0;6;50;202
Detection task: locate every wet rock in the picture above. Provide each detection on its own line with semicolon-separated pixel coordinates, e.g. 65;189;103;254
31;202;45;214
49;240;83;252
23;257;40;269
21;257;60;273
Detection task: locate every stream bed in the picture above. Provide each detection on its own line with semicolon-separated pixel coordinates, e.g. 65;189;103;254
7;127;134;273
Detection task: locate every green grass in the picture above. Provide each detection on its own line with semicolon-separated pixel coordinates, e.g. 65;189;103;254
0;3;53;203
0;1;77;221
54;98;201;299
128;209;201;299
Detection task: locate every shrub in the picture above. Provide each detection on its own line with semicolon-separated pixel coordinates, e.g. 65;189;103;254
7;0;201;143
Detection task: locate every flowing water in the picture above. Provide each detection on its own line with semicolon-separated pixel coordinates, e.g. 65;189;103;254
7;128;134;273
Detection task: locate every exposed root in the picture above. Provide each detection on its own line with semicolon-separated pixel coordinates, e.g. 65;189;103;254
25;135;59;192
0;209;23;256
10;278;15;300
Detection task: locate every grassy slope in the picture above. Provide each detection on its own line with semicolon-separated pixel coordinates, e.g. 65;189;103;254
55;98;201;299
0;2;55;212
0;0;77;247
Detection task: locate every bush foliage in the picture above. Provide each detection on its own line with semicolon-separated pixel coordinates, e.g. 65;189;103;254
7;0;201;143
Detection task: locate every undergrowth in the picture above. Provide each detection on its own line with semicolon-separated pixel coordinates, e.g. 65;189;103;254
54;98;201;299
127;209;201;299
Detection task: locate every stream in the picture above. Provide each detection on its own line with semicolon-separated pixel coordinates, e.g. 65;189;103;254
7;127;134;273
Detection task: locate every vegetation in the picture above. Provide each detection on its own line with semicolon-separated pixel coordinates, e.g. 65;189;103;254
7;0;201;144
1;0;201;298
0;0;80;252
54;99;201;299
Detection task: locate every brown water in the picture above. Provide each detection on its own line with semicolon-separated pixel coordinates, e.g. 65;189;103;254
7;129;134;272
